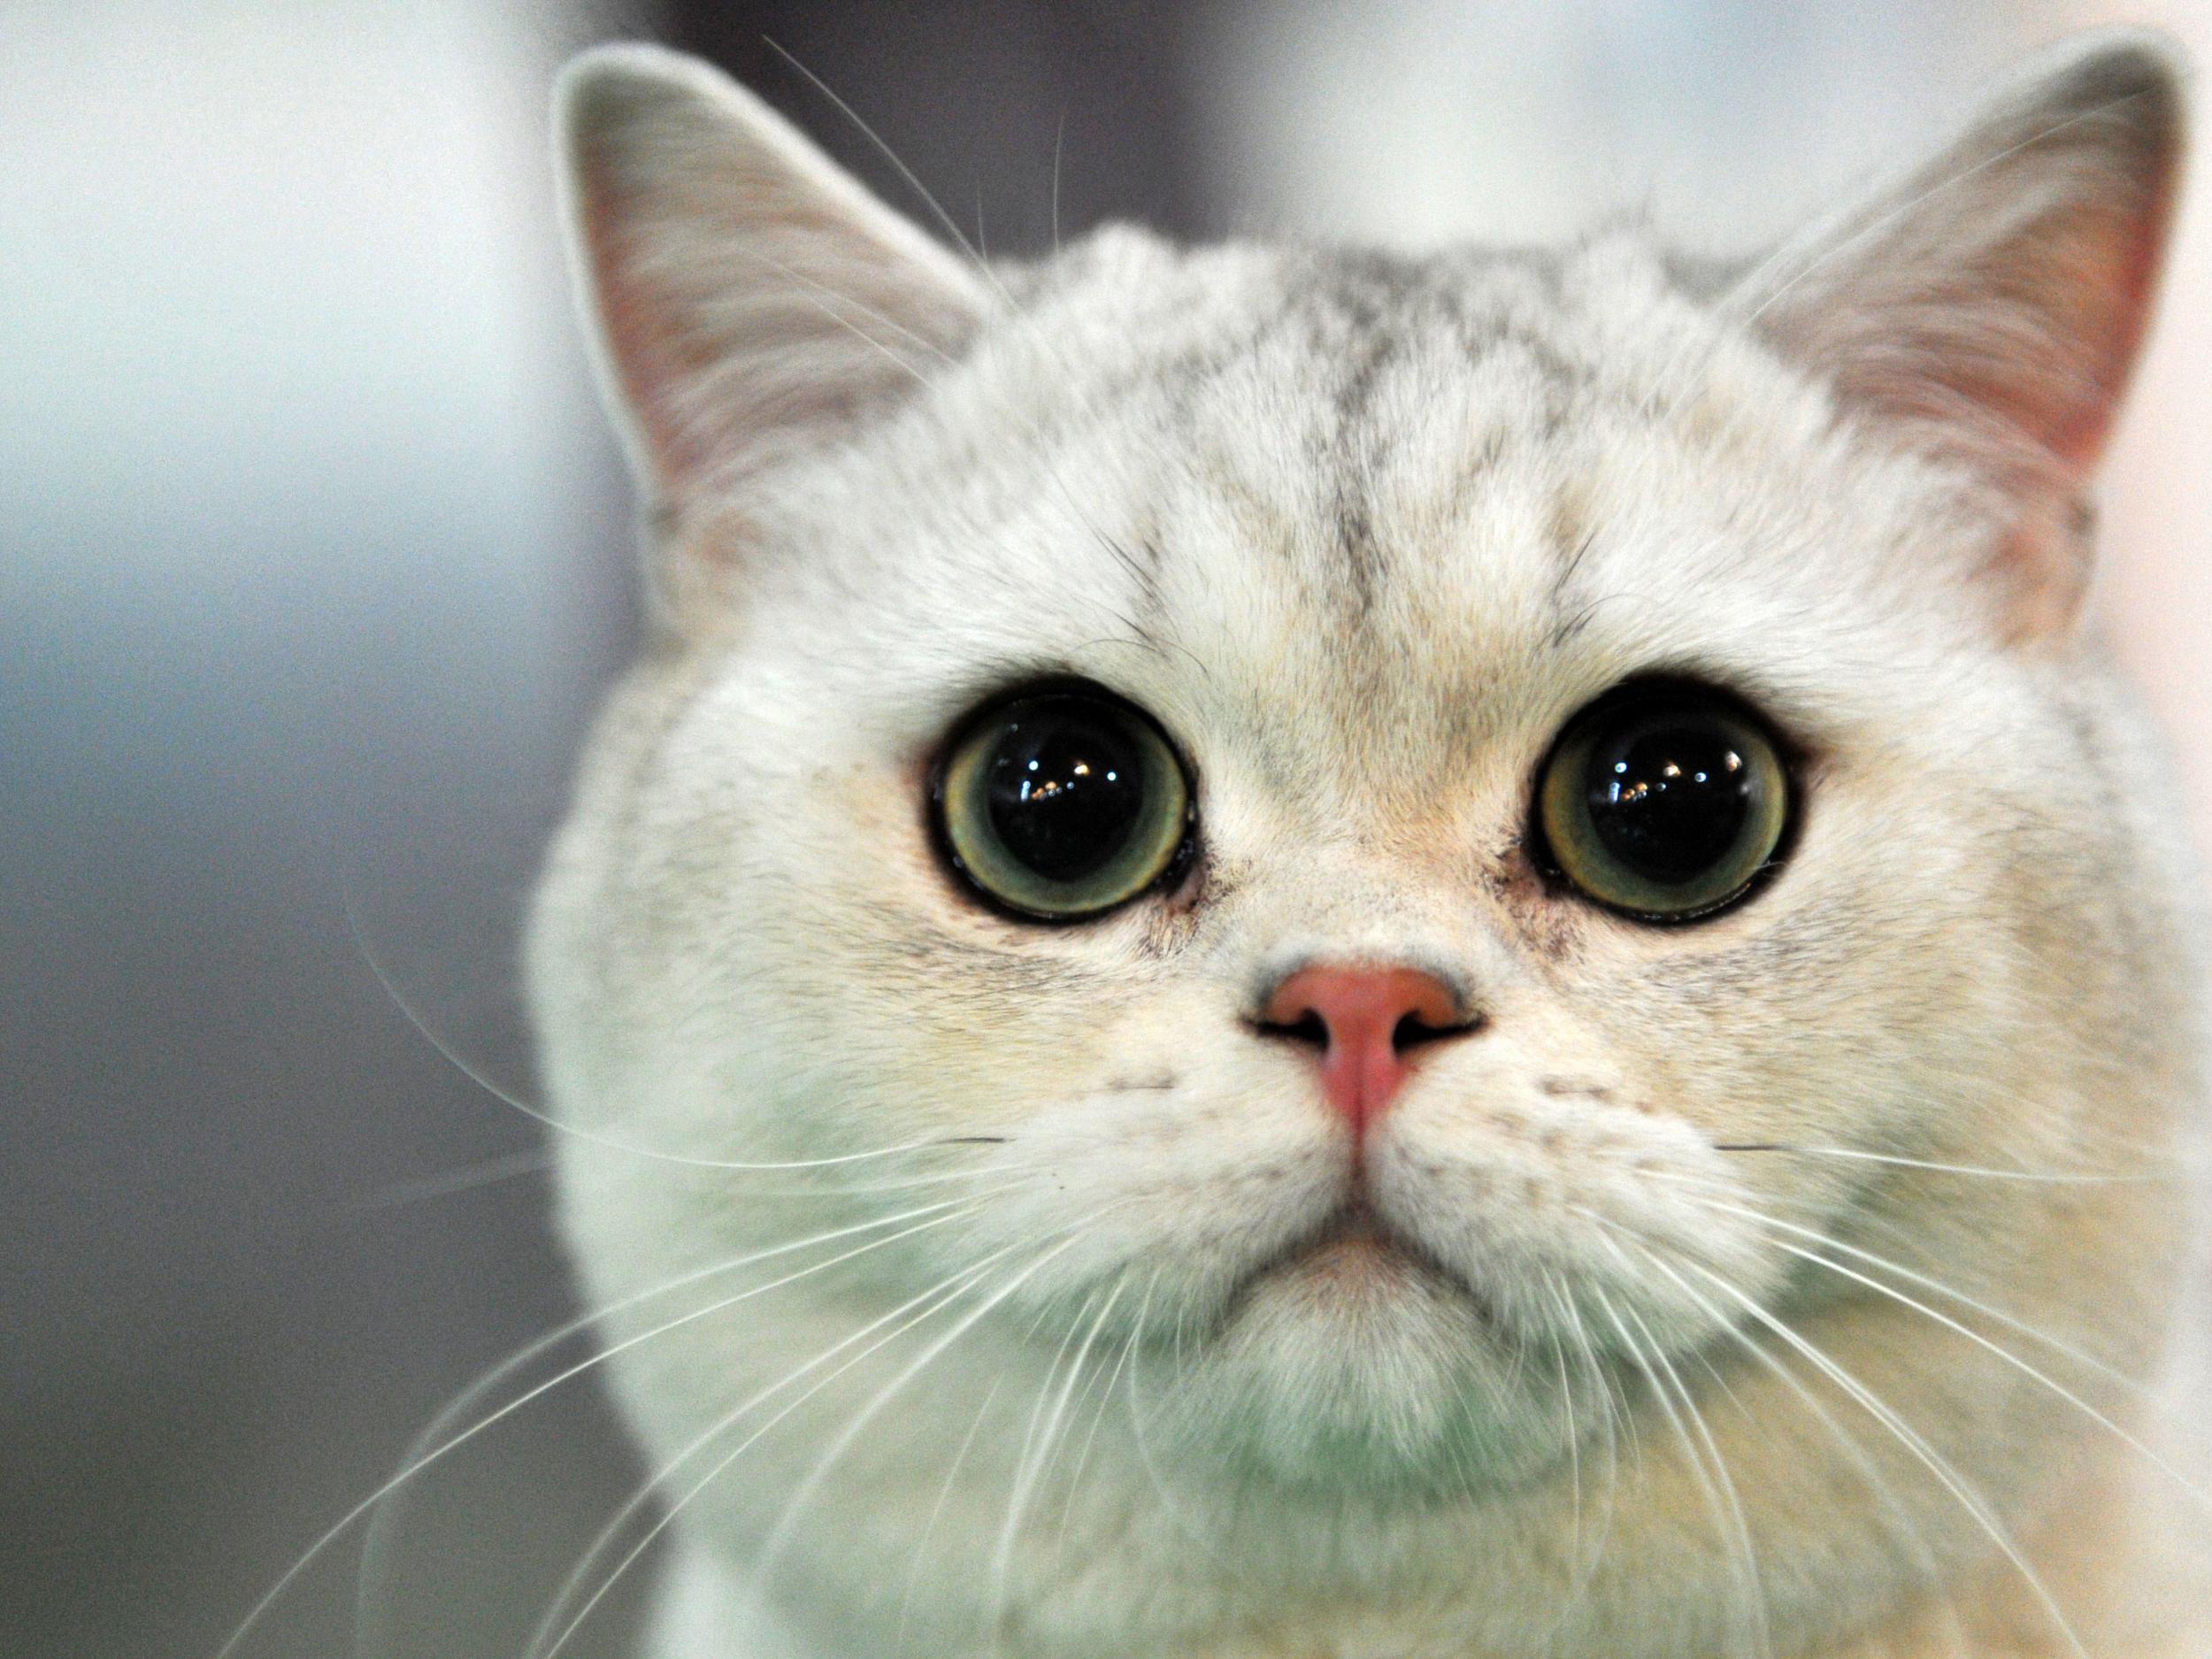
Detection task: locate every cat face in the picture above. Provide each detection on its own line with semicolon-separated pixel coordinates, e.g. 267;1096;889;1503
528;35;2197;1652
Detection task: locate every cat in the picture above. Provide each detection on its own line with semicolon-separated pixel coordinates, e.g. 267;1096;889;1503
525;28;2210;1659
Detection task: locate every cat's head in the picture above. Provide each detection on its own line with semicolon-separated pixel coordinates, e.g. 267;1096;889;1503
529;33;2193;1512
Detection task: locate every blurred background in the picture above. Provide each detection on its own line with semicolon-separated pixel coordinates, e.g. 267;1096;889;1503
3;2;2205;1655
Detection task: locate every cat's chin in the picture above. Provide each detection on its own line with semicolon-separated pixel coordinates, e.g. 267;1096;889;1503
1158;1204;1575;1498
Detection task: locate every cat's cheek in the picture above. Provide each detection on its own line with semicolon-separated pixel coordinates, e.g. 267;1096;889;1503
1366;1094;1778;1350
939;1060;1344;1319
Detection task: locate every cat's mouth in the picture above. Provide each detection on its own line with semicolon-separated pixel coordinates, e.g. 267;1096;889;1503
1223;1195;1492;1325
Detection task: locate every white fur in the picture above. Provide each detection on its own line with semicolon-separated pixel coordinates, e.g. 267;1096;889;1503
530;33;2207;1659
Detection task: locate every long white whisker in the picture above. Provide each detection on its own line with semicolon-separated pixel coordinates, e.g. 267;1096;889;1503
1592;1281;1762;1659
990;1273;1126;1601
1717;1143;2164;1185
357;1196;997;1653
351;1148;555;1210
1740;1225;2212;1519
1056;1300;1143;1559
1543;1272;1622;1609
763;41;1017;311
1690;1195;2152;1398
227;1194;1002;1659
341;866;998;1177
1030;1279;1131;1508
758;42;1203;686
1550;1293;1584;1571
1121;1275;1224;1568
1678;1259;2091;1659
1556;1275;1640;1472
895;1377;1004;1658
984;1289;1098;1630
532;1260;995;1659
534;1222;1098;1659
726;1161;1044;1201
1627;1293;1770;1659
1049;110;1067;260
1522;1271;1617;1646
763;1255;1127;1586
1627;1240;1949;1599
1728;91;2158;330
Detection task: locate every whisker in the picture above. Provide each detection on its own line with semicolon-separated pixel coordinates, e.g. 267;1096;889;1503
1630;1295;1770;1659
895;1377;1005;1658
1686;1194;2152;1399
1624;1239;1950;1601
1545;1277;1585;1578
341;865;995;1177
990;1275;1126;1602
757;42;1206;689
1032;1279;1133;1506
533;1259;1002;1659
984;1290;1100;1634
1592;1280;1765;1659
533;1221;1101;1659
1555;1275;1641;1472
1711;1143;2167;1185
1121;1274;1224;1567
1732;1223;2212;1520
765;1256;1126;1586
1676;1258;2092;1659
763;39;1016;311
349;1148;553;1210
1049;109;1068;260
1540;1271;1622;1611
227;1194;1006;1659
1055;1300;1143;1560
734;1160;1042;1201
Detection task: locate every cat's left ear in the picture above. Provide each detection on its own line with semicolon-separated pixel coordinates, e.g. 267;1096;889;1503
1744;33;2185;640
554;45;991;509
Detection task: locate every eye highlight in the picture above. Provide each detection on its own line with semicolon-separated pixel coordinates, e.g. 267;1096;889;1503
1534;684;1793;923
934;687;1194;921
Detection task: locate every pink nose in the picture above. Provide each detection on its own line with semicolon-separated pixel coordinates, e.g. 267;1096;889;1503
1260;964;1472;1137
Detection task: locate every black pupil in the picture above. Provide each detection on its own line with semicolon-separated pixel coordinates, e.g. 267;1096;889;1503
985;700;1150;884
1583;713;1755;886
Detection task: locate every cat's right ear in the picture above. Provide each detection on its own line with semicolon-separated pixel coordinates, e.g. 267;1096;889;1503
1737;34;2185;642
555;46;990;513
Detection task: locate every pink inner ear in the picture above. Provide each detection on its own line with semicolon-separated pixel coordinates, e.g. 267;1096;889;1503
1761;45;2184;533
565;80;988;513
576;156;712;491
2036;186;2174;472
1955;185;2174;480
1832;176;2176;491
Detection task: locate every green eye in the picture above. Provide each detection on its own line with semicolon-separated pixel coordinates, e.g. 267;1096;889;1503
1535;686;1793;923
935;688;1194;921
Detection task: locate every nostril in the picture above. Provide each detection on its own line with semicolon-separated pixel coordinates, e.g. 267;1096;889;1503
1392;1009;1484;1054
1257;1009;1330;1051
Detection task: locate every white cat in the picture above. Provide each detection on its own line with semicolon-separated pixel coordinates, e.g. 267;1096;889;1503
527;31;2209;1659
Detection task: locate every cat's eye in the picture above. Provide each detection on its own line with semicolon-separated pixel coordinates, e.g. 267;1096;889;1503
934;687;1194;921
1534;684;1793;923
